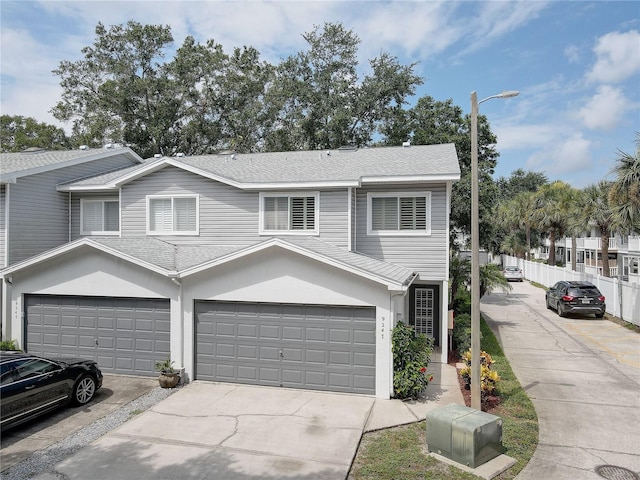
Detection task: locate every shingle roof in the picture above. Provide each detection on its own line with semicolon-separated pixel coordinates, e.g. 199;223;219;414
88;236;414;286
0;146;142;182
61;144;460;189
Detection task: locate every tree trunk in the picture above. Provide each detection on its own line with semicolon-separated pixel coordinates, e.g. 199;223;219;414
571;236;577;271
601;232;610;277
526;226;531;261
548;231;556;266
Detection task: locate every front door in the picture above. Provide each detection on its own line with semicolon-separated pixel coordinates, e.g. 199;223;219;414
410;285;440;346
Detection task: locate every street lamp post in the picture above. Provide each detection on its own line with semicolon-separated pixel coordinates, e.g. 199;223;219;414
470;90;519;410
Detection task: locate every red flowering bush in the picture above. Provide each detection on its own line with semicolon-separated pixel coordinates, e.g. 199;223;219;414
392;322;434;399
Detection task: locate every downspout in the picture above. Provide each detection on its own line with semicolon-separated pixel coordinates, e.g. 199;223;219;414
352;187;357;252
347;187;353;252
68;192;72;242
170;276;184;374
387;273;417;397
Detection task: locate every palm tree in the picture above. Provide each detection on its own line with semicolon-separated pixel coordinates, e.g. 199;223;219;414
449;255;471;306
533;181;574;266
479;263;512;298
500;233;527;258
578;181;618;277
609;133;640;233
497;192;537;260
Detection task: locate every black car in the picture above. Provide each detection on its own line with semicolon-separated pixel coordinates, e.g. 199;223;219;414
0;352;103;430
545;281;606;318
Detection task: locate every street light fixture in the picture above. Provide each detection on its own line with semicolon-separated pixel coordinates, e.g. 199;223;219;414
470;90;519;410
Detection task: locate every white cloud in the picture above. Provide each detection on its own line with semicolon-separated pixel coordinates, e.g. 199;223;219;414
523;133;592;182
586;29;640;84
578;85;628;130
563;45;580;64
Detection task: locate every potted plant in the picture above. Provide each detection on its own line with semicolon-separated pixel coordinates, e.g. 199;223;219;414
155;357;180;388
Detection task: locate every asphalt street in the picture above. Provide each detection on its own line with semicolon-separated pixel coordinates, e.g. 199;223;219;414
481;281;640;480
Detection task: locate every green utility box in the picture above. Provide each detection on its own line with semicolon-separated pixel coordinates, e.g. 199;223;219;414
426;403;504;468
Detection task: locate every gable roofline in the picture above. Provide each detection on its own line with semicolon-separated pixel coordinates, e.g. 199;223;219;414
1;147;144;184
1;237;415;291
0;238;175;278
56;144;461;192
178;237;414;290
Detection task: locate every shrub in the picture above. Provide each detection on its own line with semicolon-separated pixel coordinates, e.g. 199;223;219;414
459;349;501;401
392;322;434;400
0;339;20;351
451;313;472;357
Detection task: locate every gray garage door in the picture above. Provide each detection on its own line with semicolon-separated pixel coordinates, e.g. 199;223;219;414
195;301;376;395
25;295;170;376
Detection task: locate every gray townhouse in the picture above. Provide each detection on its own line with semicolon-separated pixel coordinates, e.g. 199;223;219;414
1;144;460;399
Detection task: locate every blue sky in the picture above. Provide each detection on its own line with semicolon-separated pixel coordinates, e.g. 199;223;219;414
1;1;639;188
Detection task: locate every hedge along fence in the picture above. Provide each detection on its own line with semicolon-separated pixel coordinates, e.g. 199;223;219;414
502;254;640;325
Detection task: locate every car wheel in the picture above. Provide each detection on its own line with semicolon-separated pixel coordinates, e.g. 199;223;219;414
558;302;566;318
73;375;97;406
596;312;604;319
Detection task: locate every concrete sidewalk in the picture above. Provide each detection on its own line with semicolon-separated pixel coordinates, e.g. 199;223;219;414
366;361;464;431
482;281;640;480
29;363;465;480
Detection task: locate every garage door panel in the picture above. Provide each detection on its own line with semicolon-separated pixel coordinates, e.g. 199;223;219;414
195;301;375;394
26;295;169;376
237;324;258;337
237;345;257;359
306;328;327;342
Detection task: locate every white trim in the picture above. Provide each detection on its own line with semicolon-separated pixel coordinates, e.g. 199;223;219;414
146;194;200;236
347;187;353;252
0;238;175;277
361;174;460;184
3;184;9;267
258;191;320;236
366;191;432;236
80;198;120;236
178;237;409;289
2;148;143;184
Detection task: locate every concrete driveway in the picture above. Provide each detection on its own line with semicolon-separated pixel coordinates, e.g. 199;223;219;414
1;374;158;472
481;281;640;480
33;382;375;480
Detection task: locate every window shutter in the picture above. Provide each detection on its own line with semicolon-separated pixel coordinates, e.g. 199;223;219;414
174;197;196;231
104;201;119;231
264;196;288;230
372;197;398;230
82;202;102;232
291;196;314;230
400;197;426;230
150;198;172;231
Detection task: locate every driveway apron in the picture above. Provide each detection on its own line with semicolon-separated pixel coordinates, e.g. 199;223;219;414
32;382;375;480
481;282;640;480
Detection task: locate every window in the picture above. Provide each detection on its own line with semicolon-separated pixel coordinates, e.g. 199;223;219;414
367;192;431;235
260;192;319;235
81;199;119;235
147;195;199;235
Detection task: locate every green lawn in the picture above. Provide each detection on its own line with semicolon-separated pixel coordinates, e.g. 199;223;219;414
349;318;539;479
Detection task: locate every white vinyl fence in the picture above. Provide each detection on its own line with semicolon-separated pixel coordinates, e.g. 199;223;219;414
502;255;640;326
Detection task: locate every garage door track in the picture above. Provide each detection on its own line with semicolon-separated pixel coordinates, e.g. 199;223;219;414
33;382;375;479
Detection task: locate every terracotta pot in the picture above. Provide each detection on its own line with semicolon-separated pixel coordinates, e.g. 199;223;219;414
158;372;180;388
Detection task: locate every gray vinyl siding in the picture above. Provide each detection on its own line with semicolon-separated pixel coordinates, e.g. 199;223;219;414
318;189;349;248
70;192;121;240
355;184;449;280
5;155;137;266
0;185;5;268
120;166;350;247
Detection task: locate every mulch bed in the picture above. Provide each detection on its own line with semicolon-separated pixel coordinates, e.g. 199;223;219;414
448;350;501;414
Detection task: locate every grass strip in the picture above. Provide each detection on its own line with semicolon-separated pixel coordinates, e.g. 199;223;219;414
349;318;538;479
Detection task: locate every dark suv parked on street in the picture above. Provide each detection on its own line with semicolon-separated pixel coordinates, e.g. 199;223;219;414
545;281;606;318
